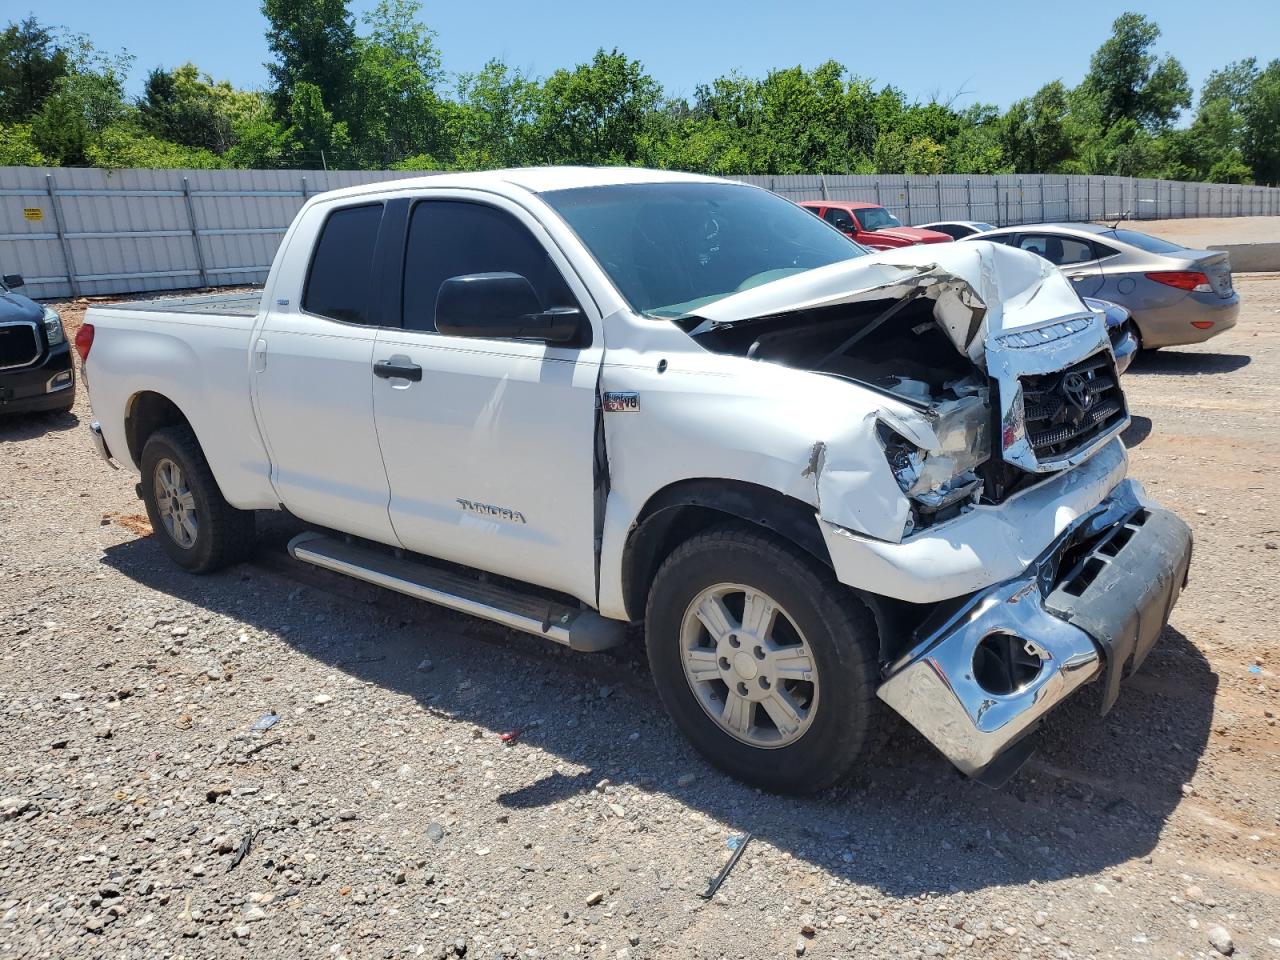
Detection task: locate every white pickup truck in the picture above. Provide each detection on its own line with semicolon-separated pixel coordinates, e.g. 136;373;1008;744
81;167;1192;791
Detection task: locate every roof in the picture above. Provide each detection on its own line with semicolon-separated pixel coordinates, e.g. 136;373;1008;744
315;166;735;203
797;200;883;210
983;222;1111;236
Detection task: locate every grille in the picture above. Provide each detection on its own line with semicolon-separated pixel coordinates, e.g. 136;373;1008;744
1020;352;1126;463
0;322;41;370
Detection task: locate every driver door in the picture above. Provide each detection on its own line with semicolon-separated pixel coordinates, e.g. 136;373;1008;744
371;195;604;605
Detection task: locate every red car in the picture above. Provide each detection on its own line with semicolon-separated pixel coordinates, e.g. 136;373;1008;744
798;201;953;250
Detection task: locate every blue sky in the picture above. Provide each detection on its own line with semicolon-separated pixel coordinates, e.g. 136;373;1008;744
23;0;1280;114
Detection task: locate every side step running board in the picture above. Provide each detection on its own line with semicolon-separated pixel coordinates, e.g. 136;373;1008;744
287;532;626;652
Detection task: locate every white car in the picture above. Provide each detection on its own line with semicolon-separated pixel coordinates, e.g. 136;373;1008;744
916;220;997;239
80;167;1191;791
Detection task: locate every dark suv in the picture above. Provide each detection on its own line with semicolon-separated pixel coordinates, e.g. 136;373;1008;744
0;274;74;416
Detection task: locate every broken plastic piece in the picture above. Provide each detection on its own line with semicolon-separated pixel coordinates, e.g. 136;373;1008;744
228;830;255;872
700;831;752;899
500;720;540;743
251;712;279;732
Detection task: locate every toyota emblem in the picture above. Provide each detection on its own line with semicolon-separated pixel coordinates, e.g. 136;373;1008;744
1060;371;1091;411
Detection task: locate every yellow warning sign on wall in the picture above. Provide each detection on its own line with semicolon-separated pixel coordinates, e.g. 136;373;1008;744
23;207;44;222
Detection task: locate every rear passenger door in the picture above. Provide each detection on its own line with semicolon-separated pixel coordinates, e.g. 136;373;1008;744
250;200;399;544
370;194;604;605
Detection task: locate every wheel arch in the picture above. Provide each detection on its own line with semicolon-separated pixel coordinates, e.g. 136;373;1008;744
123;390;195;470
620;479;833;624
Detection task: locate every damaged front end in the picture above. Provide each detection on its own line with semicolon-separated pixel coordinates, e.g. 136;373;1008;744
683;242;1179;784
686;241;1128;538
877;480;1191;785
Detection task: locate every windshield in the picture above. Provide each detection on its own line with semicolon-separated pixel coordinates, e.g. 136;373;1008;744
1101;229;1185;255
856;206;903;231
542;182;867;317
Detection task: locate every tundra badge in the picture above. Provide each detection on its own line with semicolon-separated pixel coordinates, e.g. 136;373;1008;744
457;499;527;524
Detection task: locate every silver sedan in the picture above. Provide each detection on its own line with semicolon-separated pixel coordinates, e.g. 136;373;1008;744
962;223;1240;349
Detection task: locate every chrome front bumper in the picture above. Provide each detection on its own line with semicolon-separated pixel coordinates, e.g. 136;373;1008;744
877;480;1192;784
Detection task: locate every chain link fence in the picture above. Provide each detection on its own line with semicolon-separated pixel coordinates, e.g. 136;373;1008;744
3;165;1278;300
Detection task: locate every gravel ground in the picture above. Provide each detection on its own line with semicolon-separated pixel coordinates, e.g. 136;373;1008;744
1108;216;1280;248
1;273;1278;960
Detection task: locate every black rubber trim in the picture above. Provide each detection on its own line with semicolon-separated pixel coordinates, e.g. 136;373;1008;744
1045;506;1192;715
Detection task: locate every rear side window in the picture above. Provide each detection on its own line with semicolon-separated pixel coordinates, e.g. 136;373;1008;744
302;203;384;325
402;200;576;332
1017;234;1096;266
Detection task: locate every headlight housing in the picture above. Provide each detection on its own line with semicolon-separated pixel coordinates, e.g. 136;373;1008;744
42;306;65;346
879;392;991;531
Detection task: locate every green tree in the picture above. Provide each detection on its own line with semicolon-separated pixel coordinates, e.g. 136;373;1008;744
450;59;538;169
30;53;132;167
139;64;264;154
0;17;71;122
261;0;357;121
0;122;47;164
1078;12;1190;132
1000;81;1075;172
87;125;223;169
1242;60;1280;185
529;49;660;165
284;80;351;167
349;0;447;165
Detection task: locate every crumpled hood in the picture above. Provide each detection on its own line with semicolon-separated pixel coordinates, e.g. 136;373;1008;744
689;241;1094;367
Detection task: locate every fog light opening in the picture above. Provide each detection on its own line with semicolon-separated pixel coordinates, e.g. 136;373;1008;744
46;370;73;393
974;633;1046;695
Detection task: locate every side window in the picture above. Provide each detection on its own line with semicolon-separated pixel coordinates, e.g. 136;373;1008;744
302;203;384;325
1017;234;1095;266
823;208;853;229
1091;241;1120;260
402;200;577;332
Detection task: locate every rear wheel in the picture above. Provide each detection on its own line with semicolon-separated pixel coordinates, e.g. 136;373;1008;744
645;523;882;794
140;425;255;573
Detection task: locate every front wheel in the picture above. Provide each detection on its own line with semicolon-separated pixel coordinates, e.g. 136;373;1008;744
140;425;256;573
645;523;883;794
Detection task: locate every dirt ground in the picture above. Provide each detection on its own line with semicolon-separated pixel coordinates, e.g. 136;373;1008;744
1111;216;1280;248
1;268;1277;959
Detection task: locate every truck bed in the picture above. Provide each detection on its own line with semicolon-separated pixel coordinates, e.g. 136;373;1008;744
90;291;263;318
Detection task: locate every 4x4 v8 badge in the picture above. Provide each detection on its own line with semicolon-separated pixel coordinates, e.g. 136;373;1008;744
603;392;639;413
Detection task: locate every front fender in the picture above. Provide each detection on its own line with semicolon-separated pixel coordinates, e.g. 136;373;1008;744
595;348;918;619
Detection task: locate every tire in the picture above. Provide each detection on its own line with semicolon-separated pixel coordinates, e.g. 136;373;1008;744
645;522;882;794
140;425;256;573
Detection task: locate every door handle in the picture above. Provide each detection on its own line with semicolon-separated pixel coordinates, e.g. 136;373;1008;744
1067;273;1088;281
374;359;422;382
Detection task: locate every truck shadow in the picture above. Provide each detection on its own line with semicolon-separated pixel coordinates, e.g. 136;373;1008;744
100;519;1215;899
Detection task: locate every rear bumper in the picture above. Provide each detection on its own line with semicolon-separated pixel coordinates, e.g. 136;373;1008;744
1136;292;1239;348
89;419;119;467
876;479;1192;783
0;341;74;414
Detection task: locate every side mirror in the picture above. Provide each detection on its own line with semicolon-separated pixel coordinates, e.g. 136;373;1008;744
2;274;24;289
435;272;583;344
833;216;854;232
